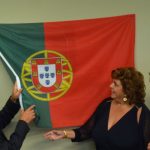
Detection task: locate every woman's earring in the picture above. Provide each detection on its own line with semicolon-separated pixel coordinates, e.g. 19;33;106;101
123;96;128;102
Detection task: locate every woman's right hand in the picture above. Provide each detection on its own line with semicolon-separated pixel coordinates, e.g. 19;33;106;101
20;105;36;124
44;130;65;140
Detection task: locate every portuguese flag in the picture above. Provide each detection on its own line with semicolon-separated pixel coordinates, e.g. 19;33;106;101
0;14;135;128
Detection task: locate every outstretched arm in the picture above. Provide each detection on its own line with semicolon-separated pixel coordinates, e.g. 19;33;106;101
44;129;75;140
44;98;109;142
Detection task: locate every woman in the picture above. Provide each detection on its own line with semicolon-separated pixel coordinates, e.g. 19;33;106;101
44;67;150;150
0;82;36;150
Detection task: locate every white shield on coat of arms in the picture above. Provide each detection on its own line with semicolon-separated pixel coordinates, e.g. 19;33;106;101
38;64;56;87
31;58;62;93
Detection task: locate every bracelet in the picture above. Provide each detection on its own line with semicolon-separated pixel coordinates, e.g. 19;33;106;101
63;130;68;138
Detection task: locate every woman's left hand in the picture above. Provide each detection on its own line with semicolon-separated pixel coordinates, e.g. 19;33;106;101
10;81;22;102
147;142;150;150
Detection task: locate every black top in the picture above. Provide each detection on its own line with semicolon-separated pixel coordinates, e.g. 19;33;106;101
0;98;30;150
72;97;150;150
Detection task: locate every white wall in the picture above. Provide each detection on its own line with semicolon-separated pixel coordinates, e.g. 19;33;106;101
0;0;150;150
